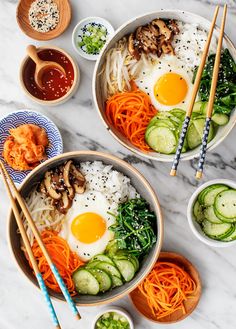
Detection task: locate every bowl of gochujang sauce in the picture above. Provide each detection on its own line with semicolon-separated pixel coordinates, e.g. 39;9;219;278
20;46;79;105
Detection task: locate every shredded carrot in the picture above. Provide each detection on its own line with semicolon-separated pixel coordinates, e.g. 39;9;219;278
29;230;84;296
105;83;157;151
138;261;197;319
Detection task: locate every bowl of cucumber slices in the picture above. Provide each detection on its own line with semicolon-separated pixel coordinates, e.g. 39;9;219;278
187;179;236;247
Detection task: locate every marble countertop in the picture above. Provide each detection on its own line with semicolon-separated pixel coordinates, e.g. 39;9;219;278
0;0;236;328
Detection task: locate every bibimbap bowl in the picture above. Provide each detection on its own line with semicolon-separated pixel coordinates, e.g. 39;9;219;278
93;10;236;162
8;151;163;305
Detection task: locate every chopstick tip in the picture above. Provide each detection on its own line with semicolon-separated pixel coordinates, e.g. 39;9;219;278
170;169;177;176
75;313;81;320
195;171;203;180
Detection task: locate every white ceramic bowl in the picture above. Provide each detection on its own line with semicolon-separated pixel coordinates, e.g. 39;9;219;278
93;10;236;162
72;17;114;60
92;307;134;329
187;179;236;248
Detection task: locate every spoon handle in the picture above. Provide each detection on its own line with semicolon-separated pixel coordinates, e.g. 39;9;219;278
26;45;42;65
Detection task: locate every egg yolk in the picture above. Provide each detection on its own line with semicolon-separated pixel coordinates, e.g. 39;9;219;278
154;73;188;106
71;212;106;243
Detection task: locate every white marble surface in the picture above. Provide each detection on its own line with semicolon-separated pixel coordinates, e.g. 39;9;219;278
0;0;236;328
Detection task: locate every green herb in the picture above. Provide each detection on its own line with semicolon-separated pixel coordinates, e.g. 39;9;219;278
96;312;130;329
109;198;157;258
193;49;236;115
78;24;107;55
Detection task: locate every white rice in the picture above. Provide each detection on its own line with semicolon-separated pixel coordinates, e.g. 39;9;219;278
173;21;217;74
80;161;139;214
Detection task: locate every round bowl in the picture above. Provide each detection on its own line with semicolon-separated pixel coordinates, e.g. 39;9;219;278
72;17;114;61
93;10;236;162
16;0;72;41
0;110;63;184
92;306;134;329
187;179;236;248
8;151;163;305
19;45;80;106
130;251;201;323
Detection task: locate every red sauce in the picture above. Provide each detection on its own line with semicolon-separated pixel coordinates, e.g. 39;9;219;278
23;49;74;101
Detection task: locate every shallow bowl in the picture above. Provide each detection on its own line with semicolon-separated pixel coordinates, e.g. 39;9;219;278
0;110;63;184
8;151;163;305
130;251;201;323
19;45;80;106
93;10;236;162
187;179;236;248
16;0;71;41
91;306;134;329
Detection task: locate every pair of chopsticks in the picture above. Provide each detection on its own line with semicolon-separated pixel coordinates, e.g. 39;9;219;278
0;161;81;328
170;4;227;179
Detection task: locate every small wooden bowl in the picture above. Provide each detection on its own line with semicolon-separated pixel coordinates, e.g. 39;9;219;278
16;0;71;41
130;251;201;324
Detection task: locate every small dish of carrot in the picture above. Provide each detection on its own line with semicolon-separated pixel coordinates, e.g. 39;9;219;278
130;251;201;323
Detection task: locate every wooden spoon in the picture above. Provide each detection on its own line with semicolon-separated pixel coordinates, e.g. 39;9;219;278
26;45;66;89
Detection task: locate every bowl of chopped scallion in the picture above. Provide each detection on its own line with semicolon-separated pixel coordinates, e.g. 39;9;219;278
92;307;134;329
72;17;114;60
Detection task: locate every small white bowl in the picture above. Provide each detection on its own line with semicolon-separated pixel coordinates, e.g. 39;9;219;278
92;307;134;329
72;17;114;60
187;179;236;248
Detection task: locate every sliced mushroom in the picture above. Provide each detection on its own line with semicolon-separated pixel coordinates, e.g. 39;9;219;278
51;172;65;191
128;33;140;60
74;181;86;194
56;191;72;214
162;42;175;55
67;186;75;200
63;160;73;188
168;20;179;35
71;164;85;183
152;19;172;40
44;171;62;200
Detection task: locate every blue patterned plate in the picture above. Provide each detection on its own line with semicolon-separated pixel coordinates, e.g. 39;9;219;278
0;110;63;184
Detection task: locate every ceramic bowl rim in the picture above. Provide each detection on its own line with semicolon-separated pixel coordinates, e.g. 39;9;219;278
187;179;236;248
7;150;164;305
19;45;79;106
92;9;236;162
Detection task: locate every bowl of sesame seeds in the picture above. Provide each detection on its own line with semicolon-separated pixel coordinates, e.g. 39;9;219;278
19;45;80;106
16;0;72;41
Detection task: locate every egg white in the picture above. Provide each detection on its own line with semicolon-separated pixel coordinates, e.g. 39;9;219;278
59;190;116;262
135;55;198;112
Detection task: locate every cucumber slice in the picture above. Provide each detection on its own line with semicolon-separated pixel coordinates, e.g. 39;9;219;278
113;252;139;272
88;268;112;292
86;260;100;268
72;269;100;295
106;240;119;256
193;200;205;223
215;190;236;219
222;225;236;241
193;101;203;113
169;108;185;119
187;123;202;149
92;254;114;265
146;126;177;154
202;220;233;239
111;275;123;288
202;185;229;206
213;207;236;223
193;118;214;143
113;259;135;282
201;102;208;114
204;206;223;224
148;117;177;129
212;113;229;126
95;262;122;279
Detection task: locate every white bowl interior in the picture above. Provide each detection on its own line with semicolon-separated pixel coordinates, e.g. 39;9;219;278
72;17;114;60
187;179;236;248
93;10;236;162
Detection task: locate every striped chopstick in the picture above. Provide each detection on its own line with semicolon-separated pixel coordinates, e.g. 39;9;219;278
170;5;220;176
0;161;61;329
0;161;81;321
196;4;227;179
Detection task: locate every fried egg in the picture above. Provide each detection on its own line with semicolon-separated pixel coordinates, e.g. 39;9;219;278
135;55;196;111
59;190;116;262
